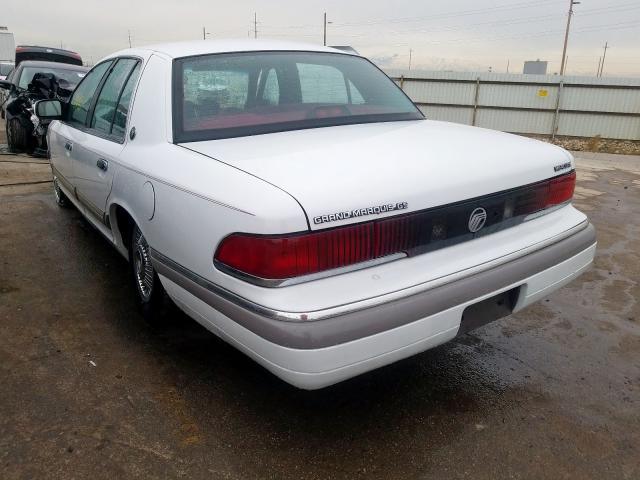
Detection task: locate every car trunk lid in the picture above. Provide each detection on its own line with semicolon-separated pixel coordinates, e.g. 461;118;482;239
180;119;573;231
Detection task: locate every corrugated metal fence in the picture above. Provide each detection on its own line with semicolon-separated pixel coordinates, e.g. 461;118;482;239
385;69;640;140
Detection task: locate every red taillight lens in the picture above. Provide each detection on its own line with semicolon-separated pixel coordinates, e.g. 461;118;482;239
547;170;576;207
215;223;376;280
215;171;576;282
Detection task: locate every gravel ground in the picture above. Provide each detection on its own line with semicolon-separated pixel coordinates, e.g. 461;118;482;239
527;135;640;156
1;120;639;479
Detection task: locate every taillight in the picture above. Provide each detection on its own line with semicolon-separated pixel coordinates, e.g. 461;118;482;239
214;171;576;283
547;170;576;207
215;223;376;281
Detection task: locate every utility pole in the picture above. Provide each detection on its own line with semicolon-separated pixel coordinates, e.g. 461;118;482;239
322;12;333;47
408;49;412;71
202;26;211;40
598;41;609;77
323;12;327;46
322;13;333;46
597;56;602;76
127;30;132;48
254;12;258;39
506;59;510;73
560;0;580;75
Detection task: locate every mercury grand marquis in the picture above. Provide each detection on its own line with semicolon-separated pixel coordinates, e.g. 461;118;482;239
37;40;596;389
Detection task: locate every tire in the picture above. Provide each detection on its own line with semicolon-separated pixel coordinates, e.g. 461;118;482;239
130;224;166;322
5;117;14;149
52;176;71;208
6;117;28;152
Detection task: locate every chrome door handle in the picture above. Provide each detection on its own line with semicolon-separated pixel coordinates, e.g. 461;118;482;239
96;158;108;171
64;142;73;152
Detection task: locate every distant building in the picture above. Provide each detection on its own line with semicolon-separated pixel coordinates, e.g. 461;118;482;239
523;60;548;75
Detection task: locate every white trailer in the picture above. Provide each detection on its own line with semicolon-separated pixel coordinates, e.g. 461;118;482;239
0;27;16;62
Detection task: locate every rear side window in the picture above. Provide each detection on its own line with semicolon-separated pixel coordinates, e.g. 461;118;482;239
90;58;138;136
111;63;141;139
68;61;112;126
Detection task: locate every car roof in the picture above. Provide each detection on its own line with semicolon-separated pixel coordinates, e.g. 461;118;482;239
16;45;81;56
108;39;353;60
17;60;89;71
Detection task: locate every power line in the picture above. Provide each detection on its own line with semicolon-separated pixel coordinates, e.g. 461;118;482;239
255;1;639;44
374;4;640;36
378;20;639;49
334;0;560;27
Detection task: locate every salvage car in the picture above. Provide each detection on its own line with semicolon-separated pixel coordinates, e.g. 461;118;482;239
40;40;596;389
0;60;88;153
14;45;83;67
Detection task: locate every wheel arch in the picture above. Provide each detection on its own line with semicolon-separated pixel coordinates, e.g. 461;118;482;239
109;202;141;261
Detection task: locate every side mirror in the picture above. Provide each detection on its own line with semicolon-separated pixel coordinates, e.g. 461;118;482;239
35;99;62;119
0;79;13;91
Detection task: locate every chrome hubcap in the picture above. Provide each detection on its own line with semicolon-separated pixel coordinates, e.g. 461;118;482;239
133;227;154;302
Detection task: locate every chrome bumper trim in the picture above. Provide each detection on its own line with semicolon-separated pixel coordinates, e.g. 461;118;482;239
152;219;590;323
151;221;595;349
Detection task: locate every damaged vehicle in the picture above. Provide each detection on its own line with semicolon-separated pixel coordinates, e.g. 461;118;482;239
14;45;83;67
42;40;596;389
0;60;87;155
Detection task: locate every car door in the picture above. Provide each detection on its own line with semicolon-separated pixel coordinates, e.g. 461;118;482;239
49;60;113;191
71;58;141;222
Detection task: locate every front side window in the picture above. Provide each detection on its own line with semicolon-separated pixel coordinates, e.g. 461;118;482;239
173;52;422;142
68;61;112;126
90;58;138;135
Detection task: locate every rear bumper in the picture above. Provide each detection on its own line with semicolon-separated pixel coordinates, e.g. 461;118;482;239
154;222;596;389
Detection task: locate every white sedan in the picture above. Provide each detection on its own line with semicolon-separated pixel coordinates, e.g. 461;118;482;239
39;40;596;389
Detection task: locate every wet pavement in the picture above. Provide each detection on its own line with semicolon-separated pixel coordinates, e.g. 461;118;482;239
1;121;639;479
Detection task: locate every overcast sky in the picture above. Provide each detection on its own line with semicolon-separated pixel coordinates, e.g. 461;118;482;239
4;0;639;76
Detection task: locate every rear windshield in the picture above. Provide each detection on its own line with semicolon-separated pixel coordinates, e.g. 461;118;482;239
173;51;423;142
18;66;86;90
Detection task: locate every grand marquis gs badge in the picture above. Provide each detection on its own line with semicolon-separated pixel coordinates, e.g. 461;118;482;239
313;201;408;225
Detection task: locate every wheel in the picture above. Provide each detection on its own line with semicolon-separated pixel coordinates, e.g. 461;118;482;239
130;224;165;321
6;117;28;152
52;176;71;208
5;117;14;149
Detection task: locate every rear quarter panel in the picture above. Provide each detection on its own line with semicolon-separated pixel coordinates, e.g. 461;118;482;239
106;52;308;285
